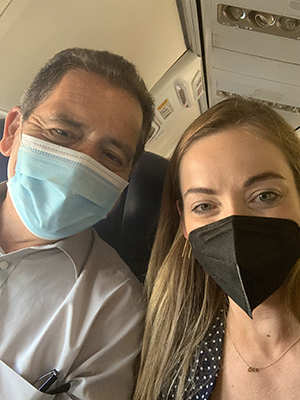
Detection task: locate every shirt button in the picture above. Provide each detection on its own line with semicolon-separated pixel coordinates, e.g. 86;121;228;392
0;261;9;270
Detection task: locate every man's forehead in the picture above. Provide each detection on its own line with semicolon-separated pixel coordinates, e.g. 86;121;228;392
31;69;142;119
53;69;133;99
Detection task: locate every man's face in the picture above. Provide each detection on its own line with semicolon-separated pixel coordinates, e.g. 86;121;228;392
7;69;143;181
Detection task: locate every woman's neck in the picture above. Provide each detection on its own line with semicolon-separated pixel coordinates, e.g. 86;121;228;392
226;289;300;358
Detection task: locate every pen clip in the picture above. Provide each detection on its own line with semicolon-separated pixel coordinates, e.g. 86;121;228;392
33;369;59;392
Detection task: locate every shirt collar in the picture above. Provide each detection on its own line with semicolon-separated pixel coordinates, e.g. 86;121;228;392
56;228;94;278
0;182;7;254
0;181;94;278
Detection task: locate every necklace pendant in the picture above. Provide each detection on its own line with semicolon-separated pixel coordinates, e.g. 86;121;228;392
248;367;259;372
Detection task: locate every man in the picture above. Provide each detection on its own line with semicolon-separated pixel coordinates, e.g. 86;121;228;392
0;48;154;399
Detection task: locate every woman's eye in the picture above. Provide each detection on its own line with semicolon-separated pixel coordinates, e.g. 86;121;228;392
250;191;281;208
193;203;214;213
257;191;278;202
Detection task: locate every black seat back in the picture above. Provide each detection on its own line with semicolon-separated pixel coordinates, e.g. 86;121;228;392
94;151;169;282
0;119;8;182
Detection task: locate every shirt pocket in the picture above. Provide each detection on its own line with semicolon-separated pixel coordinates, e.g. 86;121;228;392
0;360;55;399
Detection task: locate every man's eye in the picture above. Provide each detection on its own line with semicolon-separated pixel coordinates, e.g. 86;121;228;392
51;129;71;138
102;151;123;165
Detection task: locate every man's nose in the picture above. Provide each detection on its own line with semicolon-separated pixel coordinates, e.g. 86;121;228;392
75;141;100;163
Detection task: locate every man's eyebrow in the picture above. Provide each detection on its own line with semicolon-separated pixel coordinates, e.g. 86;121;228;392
183;187;217;198
47;113;88;130
243;172;286;188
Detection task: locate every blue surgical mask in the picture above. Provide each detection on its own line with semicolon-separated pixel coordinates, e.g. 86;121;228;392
7;133;128;240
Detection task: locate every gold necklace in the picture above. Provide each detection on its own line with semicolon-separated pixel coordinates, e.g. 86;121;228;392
228;329;300;372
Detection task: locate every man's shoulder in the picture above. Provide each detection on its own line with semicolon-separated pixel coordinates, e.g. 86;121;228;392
86;228;143;292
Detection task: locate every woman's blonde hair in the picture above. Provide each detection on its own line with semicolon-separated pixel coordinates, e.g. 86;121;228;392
134;97;300;400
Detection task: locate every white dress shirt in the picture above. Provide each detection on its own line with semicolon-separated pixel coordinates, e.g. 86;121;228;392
0;183;145;400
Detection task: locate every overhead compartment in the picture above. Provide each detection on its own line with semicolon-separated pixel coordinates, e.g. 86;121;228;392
199;0;300;129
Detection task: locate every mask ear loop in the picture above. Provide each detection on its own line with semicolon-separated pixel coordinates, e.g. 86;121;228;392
18;117;23;144
5;117;23;184
181;239;192;259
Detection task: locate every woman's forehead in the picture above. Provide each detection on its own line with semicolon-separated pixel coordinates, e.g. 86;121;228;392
179;128;292;185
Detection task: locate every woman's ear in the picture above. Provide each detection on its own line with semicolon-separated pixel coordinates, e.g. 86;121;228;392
176;200;188;239
0;106;21;156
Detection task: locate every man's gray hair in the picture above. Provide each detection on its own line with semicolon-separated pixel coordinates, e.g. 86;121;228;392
20;47;155;164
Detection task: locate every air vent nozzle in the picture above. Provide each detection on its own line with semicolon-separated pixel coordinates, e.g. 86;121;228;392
218;4;300;40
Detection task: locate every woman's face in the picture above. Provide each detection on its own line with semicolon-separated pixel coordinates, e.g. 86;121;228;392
179;128;300;238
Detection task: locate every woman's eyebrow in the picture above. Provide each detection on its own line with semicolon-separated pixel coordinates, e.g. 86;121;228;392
243;172;286;188
183;172;286;198
183;187;217;198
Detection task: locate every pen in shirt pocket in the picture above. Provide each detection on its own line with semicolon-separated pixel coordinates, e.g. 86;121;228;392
33;369;59;392
33;369;71;394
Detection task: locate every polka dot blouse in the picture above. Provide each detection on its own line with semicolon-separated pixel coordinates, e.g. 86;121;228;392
162;310;225;400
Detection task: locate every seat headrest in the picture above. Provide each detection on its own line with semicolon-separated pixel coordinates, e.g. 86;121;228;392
0;119;8;182
94;151;169;282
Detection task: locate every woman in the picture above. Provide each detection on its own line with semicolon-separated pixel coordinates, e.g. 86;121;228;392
134;97;300;400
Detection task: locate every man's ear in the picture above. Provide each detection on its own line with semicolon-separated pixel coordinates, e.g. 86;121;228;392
0;106;21;156
176;199;188;239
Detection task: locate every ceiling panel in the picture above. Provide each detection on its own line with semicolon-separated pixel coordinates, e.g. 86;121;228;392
0;0;186;113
